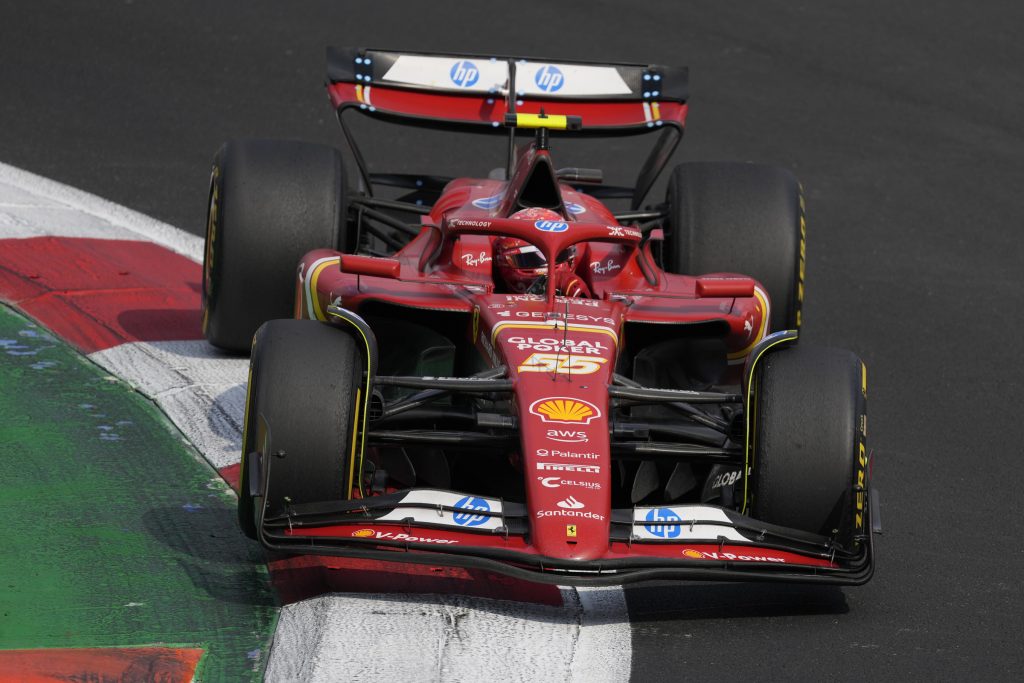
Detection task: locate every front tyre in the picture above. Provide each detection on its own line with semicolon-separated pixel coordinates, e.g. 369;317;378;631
750;345;867;550
237;319;364;538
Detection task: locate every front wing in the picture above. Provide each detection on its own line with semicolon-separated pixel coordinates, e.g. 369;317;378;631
256;487;874;586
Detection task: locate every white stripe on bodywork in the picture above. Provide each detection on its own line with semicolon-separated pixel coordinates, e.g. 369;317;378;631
375;489;505;530
633;505;749;542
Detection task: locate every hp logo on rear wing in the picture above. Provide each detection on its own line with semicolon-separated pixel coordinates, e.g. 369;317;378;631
450;60;480;88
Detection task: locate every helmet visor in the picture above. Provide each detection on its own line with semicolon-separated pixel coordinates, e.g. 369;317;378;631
505;245;547;270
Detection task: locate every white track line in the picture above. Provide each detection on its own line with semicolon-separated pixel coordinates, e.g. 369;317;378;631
0;162;202;261
0;160;633;683
90;340;249;470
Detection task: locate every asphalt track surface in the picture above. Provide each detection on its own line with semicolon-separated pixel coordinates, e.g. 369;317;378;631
2;1;1023;680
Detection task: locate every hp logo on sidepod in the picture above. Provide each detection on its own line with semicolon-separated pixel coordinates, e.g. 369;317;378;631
535;65;564;92
449;61;480;88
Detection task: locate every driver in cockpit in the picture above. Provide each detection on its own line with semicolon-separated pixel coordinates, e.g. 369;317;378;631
493;208;591;298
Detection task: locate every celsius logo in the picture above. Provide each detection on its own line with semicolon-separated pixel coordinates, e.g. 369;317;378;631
538;476;601;490
450;60;479;88
557;496;584;510
534;219;569;233
453;495;490;527
535;65;565;92
644;508;682;539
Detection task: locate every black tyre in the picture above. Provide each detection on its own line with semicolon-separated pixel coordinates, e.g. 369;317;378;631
203;139;349;352
751;345;867;549
237;319;364;538
664;162;805;332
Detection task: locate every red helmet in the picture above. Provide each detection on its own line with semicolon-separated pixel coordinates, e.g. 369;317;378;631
495;208;576;293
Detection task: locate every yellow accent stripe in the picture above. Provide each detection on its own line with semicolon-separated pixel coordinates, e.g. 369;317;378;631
861;362;868;397
651;102;661;120
727;287;770;361
740;333;798;514
346;388;362;498
326;308;374;498
355;84;364;103
513;113;570;129
490;321;619;347
308;258;340;321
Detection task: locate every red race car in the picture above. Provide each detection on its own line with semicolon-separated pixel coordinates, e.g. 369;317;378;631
202;47;875;585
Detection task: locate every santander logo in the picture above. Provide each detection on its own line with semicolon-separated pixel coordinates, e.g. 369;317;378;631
557;496;585;510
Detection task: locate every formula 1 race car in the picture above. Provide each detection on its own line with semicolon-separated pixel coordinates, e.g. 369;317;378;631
202;47;875;585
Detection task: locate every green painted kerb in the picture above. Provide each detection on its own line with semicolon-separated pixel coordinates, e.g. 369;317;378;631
0;305;276;681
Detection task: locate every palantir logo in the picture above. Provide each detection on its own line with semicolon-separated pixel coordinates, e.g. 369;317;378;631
644;508;682;539
453;495;490;527
535;65;564;93
449;60;480;88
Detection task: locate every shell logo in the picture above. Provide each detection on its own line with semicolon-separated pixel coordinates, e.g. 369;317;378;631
351;529;375;538
529;397;601;424
682;549;704;560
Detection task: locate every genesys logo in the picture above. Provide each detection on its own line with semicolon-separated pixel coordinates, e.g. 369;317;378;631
681;548;786;564
450;60;480;88
351;529;458;545
536;447;600;460
537;462;599;474
538;476;601;490
530;397;601;424
453;495;492;527
556;496;585;510
547;429;588;443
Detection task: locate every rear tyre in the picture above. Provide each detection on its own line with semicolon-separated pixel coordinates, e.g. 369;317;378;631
751;345;867;549
664;162;805;332
203;139;349;352
237;319;363;538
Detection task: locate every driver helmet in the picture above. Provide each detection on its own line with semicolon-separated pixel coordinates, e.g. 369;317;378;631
495;208;576;293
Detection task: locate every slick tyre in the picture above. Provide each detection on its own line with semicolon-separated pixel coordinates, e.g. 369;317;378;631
664;162;805;332
751;345;867;549
237;319;364;538
203;139;349;352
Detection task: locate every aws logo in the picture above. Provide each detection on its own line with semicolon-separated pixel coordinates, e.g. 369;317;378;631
530;397;601;424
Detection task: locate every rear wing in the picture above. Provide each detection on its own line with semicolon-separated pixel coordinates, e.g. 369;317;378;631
326;47;688;133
